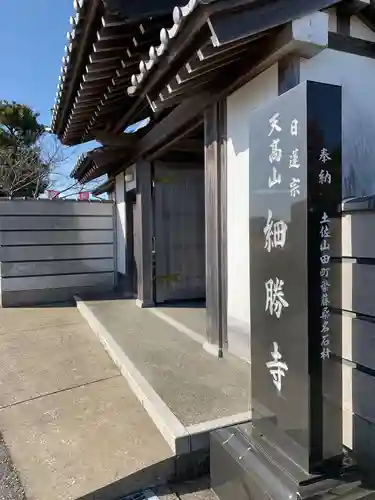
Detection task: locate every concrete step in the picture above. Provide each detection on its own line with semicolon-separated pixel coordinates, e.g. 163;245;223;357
75;296;251;459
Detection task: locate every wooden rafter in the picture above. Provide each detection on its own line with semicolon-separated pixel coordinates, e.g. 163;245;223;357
337;0;370;15
136;10;330;161
62;10;172;144
89;52;122;64
55;0;102;136
148;34;263;112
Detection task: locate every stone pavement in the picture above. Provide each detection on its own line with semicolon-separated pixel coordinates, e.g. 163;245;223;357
0;433;25;500
0;305;175;500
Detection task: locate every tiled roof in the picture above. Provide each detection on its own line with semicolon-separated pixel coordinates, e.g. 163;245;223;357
127;0;201;96
51;0;175;145
51;0;88;133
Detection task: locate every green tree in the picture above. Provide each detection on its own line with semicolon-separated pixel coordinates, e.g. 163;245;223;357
0;101;45;147
0;101;50;197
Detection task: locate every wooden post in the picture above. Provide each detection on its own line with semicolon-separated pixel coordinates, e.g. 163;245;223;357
134;160;154;307
204;101;227;353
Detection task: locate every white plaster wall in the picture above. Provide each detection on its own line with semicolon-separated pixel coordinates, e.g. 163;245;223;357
350;16;375;42
300;49;375;198
326;7;337;33
226;64;278;360
125;164;136;192
115;172;126;275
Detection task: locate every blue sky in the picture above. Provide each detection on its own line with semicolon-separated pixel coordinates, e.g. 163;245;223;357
0;0;95;191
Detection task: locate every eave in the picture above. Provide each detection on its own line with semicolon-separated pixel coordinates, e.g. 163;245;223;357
71;145;134;183
51;0;178;146
112;0;345;132
52;0;103;142
92;178;115;196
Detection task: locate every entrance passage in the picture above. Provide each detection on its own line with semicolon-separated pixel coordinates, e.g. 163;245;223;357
153;162;205;304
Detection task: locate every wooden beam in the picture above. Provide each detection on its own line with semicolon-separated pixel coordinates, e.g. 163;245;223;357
147;92;185;113
94;131;136;147
82;72;113;83
101;15;128;29
189;43;252;74
207;0;337;47
76;92;103;103
338;0;370;15
70;108;96;118
86;60;119;73
176;52;246;85
278;54;300;95
93;102;129;120
89;53;122;64
115;61;139;78
171;138;204;152
92;178;115;196
167;68;223;95
80;79;108;90
136;93;210;158
125;44;152;59
100;93;127;107
146;120;203;162
328;31;375;57
93;38;129;52
337;8;351;36
104;85;128;98
358;3;375;32
90;147;131;167
157;150;203;163
97;30;132;43
149;73;218;111
110;74;131;87
197;32;264;61
336;0;371;35
135;12;330;160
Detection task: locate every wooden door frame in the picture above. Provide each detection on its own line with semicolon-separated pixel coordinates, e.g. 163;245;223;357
125;189;137;296
152;160;206;304
134;160;155;308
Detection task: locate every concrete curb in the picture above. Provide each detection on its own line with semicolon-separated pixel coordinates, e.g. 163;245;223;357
75;296;252;457
75;295;190;455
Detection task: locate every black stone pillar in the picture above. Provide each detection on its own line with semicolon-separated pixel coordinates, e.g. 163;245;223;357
249;81;343;474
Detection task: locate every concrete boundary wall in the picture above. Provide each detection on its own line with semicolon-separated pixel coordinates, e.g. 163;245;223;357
330;202;375;470
0;199;115;307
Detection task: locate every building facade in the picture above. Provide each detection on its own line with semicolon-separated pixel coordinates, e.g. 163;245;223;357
52;1;375;497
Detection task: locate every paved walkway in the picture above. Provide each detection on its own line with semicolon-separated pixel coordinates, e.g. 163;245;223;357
0;305;174;500
0;433;25;500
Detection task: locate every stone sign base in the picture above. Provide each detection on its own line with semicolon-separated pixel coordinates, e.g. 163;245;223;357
210;424;374;500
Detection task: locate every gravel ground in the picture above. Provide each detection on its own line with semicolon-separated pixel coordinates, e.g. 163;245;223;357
0;434;26;500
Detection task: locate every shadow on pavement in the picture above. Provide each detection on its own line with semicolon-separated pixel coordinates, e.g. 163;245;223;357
76;451;210;500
